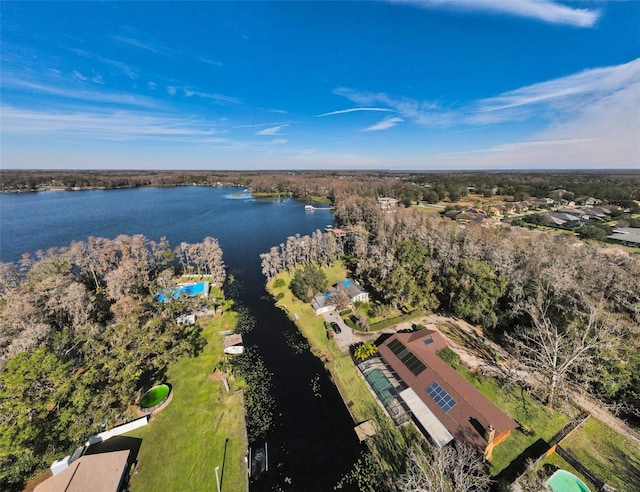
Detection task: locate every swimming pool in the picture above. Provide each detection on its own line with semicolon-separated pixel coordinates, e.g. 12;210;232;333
365;368;396;402
546;470;591;492
156;281;209;302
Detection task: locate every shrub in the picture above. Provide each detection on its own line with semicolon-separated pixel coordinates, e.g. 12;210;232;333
353;342;377;361
275;292;285;300
437;347;461;369
273;278;286;288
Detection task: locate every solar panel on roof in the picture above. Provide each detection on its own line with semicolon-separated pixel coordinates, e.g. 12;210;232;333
423;337;434;345
386;339;426;376
426;382;457;413
387;339;404;356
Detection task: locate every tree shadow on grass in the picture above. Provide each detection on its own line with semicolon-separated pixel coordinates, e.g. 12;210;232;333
599;441;640;490
494;438;550;486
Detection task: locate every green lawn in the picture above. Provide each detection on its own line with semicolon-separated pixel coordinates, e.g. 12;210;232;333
456;366;569;475
560;416;640;492
126;311;248;492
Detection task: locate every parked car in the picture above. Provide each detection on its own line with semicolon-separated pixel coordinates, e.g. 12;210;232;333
331;321;342;334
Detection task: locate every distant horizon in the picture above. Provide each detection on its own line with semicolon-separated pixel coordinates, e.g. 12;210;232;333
3;167;639;174
2;1;638;170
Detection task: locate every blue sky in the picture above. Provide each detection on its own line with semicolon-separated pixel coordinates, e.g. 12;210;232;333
1;1;639;170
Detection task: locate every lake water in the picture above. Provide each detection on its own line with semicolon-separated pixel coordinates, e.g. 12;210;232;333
0;187;363;491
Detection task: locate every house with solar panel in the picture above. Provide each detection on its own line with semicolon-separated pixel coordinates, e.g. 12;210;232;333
358;327;518;457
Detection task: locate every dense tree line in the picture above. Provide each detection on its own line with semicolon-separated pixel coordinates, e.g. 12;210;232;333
5;170;637;204
333;195;639;416
259;230;343;280
0;235;225;491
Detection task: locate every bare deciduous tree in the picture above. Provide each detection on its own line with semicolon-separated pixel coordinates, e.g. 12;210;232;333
397;443;491;492
511;295;618;407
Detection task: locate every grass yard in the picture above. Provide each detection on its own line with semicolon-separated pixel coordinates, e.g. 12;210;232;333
456;366;569;475
414;204;445;214
127;310;248;492
560;416;640;492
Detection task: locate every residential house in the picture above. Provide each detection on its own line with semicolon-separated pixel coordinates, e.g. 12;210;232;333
444;208;486;223
361;329;518;455
548;212;586;228
311;278;369;315
531;197;555;208
335;278;369;303
607;227;640;247
378;197;399;210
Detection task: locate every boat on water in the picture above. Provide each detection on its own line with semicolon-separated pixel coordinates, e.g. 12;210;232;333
224;345;245;355
249;442;268;479
304;205;315;211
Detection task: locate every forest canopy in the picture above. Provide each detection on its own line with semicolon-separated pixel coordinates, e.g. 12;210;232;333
0;235;225;491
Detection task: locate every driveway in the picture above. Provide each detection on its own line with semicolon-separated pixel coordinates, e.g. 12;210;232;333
321;311;353;353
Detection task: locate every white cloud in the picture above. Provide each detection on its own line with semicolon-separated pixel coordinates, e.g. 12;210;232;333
148;81;157;90
362;116;404;131
167;86;177;96
388;0;600;28
336;58;640;130
470;58;640;123
234;121;290;129
70;49;140;79
200;56;223;67
112;35;178;56
72;70;88;82
271;138;288;144
316;107;396;117
3;76;162;109
430;80;640;169
0;105;222;141
255;124;289;135
333;87;449;126
183;88;240;105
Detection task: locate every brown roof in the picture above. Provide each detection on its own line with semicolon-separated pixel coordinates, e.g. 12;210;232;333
34;450;129;492
223;333;243;348
378;330;518;451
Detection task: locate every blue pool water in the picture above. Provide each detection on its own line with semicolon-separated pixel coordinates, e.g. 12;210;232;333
156;281;208;302
365;368;396;401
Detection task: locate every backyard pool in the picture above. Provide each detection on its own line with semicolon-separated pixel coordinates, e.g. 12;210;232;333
156;281;209;302
546;469;591;492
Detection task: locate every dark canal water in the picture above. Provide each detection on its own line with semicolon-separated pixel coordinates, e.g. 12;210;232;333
0;187;363;491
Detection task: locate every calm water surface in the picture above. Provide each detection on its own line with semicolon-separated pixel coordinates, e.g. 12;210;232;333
0;187;362;491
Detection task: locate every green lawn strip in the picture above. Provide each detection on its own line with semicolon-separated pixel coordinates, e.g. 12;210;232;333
308;195;332;204
455;366;568;475
127;311;247;492
413;204;445;213
559;416;640;492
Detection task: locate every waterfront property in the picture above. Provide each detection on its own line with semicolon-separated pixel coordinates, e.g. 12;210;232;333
156;281;210;303
364;328;518;455
311;278;369;315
